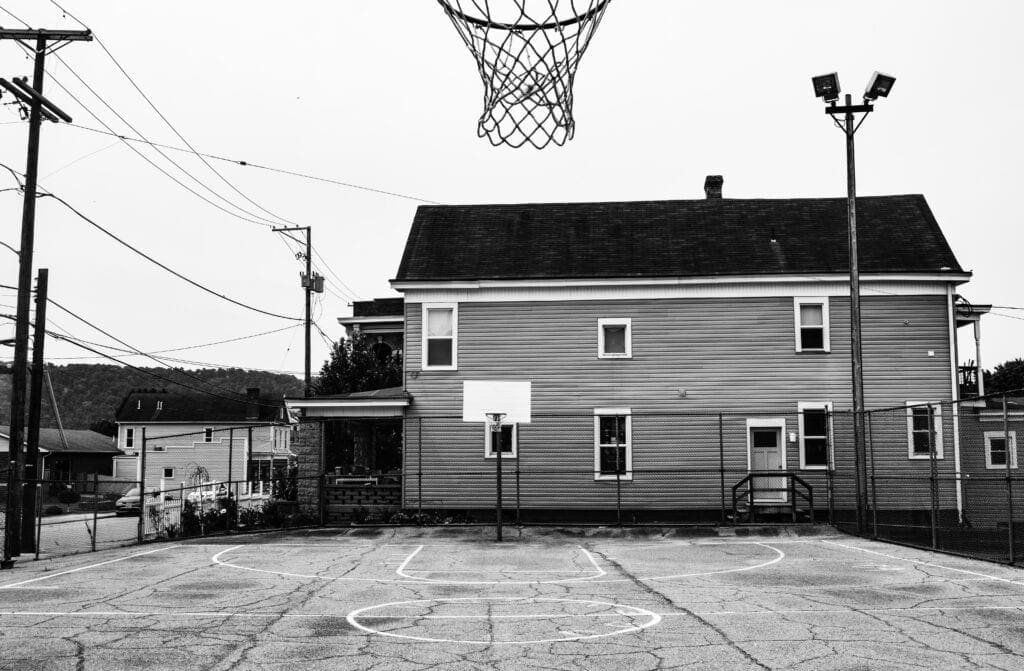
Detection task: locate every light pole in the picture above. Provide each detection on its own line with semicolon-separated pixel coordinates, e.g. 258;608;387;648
812;71;896;534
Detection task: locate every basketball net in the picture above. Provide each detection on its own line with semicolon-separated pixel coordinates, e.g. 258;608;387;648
438;0;612;149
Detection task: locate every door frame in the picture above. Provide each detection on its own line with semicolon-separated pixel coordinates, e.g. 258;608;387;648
745;418;788;503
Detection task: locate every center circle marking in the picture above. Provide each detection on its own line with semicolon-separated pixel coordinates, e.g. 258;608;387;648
345;597;662;644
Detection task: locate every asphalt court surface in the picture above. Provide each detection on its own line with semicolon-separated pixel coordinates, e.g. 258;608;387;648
2;527;1024;670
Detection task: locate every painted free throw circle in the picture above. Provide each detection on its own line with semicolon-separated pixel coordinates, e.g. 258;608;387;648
345;597;662;645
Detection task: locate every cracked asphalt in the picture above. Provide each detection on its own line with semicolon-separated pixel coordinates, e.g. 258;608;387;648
1;527;1023;670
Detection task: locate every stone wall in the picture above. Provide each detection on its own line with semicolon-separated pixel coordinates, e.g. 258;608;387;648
292;421;323;516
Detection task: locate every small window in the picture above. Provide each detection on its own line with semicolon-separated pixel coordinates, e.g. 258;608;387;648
125;428;134;449
794;298;830;352
156;401;163;411
798;402;833;469
163;468;174;479
484;423;517;459
594;409;632;480
204;428;214;443
906;402;943;459
422;304;457;370
985;432;1018;469
598;318;632;359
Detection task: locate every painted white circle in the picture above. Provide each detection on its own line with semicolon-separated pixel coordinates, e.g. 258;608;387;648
345;597;662;645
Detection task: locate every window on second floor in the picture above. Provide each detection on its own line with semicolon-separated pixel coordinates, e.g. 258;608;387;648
422;304;457;370
794;297;830;352
985;431;1018;469
204;427;214;443
125;428;134;449
598;318;632;359
906;402;943;459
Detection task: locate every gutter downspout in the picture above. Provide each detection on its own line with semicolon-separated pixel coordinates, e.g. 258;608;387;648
947;284;964;522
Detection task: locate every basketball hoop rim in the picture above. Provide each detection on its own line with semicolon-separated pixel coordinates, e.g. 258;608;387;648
437;0;610;31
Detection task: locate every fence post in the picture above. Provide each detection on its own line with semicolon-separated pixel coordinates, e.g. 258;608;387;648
417;417;423;514
718;414;726;525
1004;395;1015;564
319;474;326;526
515;428;521;526
138;428;147;544
928;404;938;550
34;483;41;560
868;412;878;538
92;472;98;552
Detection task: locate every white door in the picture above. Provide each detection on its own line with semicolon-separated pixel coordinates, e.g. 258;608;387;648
750;427;786;503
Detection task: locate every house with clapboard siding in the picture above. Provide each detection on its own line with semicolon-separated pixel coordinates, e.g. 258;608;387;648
385;176;978;521
114;388;293;490
287;176;991;523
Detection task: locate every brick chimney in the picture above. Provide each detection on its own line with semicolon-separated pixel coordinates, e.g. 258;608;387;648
245;388;259;420
704;175;724;199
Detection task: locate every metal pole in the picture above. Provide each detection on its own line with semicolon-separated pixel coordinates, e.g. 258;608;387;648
844;93;869;535
34;484;41;560
21;269;48;551
417;417;423;514
927;405;938;549
4;35;48;563
868;412;878;538
91;471;98;552
515;428;521;526
138;428;147;543
718;413;726;525
227;428;234;533
496;426;503;541
1004;396;1015;564
247;426;253;493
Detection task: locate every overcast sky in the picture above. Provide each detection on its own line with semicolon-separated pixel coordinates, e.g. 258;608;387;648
1;1;1022;380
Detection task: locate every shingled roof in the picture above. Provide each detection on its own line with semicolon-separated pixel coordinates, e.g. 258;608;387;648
0;426;119;454
115;389;284;424
394;195;964;282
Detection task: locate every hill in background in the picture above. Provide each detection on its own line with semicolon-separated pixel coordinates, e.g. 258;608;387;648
0;363;304;431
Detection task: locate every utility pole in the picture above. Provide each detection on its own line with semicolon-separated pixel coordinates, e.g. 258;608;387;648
1;28;91;568
21;268;48;552
272;226;323;397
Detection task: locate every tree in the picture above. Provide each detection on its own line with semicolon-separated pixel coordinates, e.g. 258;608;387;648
313;333;402;396
985;359;1024;396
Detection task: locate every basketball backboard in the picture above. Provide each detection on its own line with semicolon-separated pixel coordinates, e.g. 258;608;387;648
462;381;532;424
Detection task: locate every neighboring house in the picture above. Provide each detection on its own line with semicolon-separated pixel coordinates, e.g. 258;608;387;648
337;297;404;357
114;388;293;489
290;176;988;521
0;425;121;481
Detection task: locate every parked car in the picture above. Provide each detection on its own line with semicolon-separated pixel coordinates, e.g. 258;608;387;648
114;487;164;515
186;484;229;505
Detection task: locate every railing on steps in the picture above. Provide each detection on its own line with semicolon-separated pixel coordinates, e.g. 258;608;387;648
731;472;814;524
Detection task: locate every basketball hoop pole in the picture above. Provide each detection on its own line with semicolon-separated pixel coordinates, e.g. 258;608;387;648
486;413;506;541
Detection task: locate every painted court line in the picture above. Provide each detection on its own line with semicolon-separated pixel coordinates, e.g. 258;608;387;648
1;604;1023;621
0;545;178;590
394;545;605;585
821;540;1024;587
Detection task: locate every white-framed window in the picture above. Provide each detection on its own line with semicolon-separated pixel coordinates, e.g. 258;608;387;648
156;401;163;411
798;402;833;470
163;468;174;479
594;408;632;480
984;431;1018;469
906;402;943;459
422;303;458;370
484;422;517;459
597;318;632;359
125;428;134;449
794;297;830;352
204;427;214;443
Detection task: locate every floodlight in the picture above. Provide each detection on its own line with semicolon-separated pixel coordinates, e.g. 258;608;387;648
864;72;896;100
812;73;841;102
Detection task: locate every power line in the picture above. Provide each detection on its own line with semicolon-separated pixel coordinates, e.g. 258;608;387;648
61;122;442;205
46;3;304;230
0;164;299;319
45;323;300;359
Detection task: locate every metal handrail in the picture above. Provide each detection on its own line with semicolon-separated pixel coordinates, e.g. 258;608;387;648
731;472;815;524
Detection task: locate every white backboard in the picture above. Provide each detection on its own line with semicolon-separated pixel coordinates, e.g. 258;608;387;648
462;381;532;424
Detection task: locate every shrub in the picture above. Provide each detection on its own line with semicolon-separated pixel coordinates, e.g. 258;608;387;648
44;505;64;516
57;489;81;505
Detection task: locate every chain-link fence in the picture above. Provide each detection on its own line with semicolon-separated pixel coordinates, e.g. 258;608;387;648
831;396;1024;565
